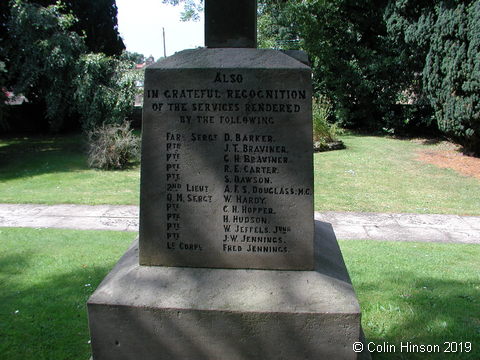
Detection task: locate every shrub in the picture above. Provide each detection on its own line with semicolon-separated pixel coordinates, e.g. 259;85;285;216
312;96;343;141
312;96;333;141
87;122;139;170
380;103;437;136
312;96;345;151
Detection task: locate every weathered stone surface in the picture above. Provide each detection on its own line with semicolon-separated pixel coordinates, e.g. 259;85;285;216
280;50;310;66
88;221;364;360
140;48;314;270
205;0;257;48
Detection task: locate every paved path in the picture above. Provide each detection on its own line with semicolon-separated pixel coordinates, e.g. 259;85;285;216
0;203;479;244
315;211;480;244
0;204;139;232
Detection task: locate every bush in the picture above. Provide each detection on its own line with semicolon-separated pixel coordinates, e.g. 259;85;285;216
312;96;345;151
380;103;437;136
312;96;333;141
312;96;343;142
87;122;139;170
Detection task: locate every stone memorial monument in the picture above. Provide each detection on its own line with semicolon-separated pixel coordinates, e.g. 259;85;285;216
87;1;368;359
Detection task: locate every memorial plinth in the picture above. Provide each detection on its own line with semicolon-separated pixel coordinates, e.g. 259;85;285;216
88;222;365;360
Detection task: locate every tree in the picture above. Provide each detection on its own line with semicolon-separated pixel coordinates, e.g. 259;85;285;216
74;53;137;132
5;0;135;133
28;0;125;55
66;0;125;55
386;0;480;154
0;1;8;129
163;0;204;21
7;0;85;131
257;1;299;50
121;51;146;65
0;1;8;43
424;1;480;154
259;0;406;130
0;61;8;130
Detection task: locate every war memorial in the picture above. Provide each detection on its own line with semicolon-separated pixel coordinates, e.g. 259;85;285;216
87;1;367;358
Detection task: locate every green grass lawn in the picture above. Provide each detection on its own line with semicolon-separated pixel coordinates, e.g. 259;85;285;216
1;132;479;214
0;134;140;205
314;134;480;215
339;239;480;359
0;228;478;359
0;228;134;360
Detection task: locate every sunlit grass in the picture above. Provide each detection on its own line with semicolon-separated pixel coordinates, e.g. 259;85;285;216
1;132;479;214
339;239;480;359
0;227;134;360
0;228;478;359
314;134;480;215
0;134;140;205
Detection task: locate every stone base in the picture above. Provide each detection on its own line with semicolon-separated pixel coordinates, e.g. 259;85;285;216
87;221;369;360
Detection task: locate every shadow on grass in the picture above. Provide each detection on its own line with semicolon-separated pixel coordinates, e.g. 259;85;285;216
0;250;33;276
0;251;114;360
419;138;443;146
2;258;478;360
355;271;480;360
2;232;478;359
340;130;446;145
0;134;89;181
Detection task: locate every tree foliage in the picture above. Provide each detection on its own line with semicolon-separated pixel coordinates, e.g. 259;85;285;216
67;0;125;55
386;0;480;154
75;53;137;132
424;1;480;154
121;51;146;64
162;0;204;22
1;0;124;68
0;1;11;49
1;2;10;130
7;0;85;131
0;61;8;130
24;0;125;55
258;0;479;152
259;0;407;130
4;0;136;133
